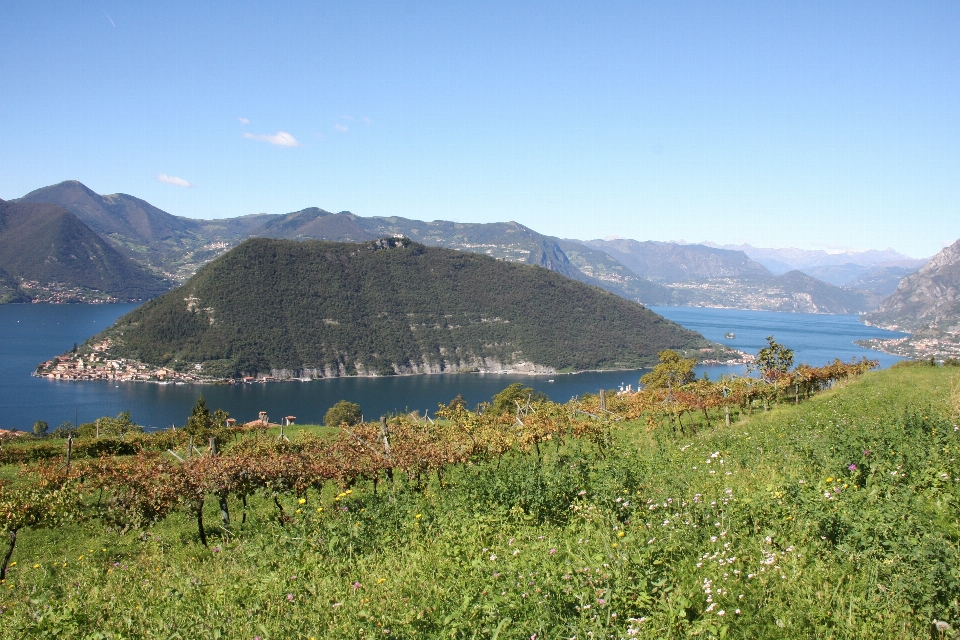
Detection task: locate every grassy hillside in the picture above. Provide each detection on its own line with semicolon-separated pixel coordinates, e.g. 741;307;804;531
1;364;958;637
97;237;711;377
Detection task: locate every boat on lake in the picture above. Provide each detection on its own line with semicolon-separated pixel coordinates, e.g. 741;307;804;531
724;332;736;339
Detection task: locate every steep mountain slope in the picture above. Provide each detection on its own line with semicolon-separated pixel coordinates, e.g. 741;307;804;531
95;238;719;379
864;239;960;332
587;239;771;281
844;265;923;297
0;199;170;301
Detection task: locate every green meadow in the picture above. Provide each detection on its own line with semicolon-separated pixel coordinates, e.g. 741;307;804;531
2;363;959;638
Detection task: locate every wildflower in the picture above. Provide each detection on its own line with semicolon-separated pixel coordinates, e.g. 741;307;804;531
717;610;725;616
352;582;361;591
617;531;625;537
549;549;557;555
377;578;386;584
415;514;422;519
286;593;294;602
298;498;306;504
848;464;856;471
212;547;221;553
490;554;497;561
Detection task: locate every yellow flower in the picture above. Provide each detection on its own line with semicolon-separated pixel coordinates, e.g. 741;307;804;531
296;509;302;514
376;578;386;584
612;543;618;548
826;477;834;482
33;564;39;569
317;507;323;513
617;531;625;537
415;514;422;519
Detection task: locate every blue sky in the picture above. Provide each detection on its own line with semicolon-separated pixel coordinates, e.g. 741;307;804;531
1;1;957;258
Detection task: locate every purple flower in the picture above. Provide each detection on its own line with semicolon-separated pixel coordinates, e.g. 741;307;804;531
213;546;222;553
352;581;361;591
863;449;871;456
549;549;556;555
286;593;294;602
848;464;856;471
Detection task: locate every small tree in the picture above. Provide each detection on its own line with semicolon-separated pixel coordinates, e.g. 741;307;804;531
752;336;794;381
751;336;794;406
32;421;48;437
185;395;213;437
488;383;548;416
640;350;696;390
324;400;362;427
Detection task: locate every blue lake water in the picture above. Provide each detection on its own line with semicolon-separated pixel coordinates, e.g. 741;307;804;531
0;303;908;431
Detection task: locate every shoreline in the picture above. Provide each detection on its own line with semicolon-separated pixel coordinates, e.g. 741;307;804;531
34;355;754;386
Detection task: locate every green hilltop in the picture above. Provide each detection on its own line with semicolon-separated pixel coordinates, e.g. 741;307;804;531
93;237;719;378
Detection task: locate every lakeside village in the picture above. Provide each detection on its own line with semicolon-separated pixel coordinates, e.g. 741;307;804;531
857;331;960;361
35;338;754;385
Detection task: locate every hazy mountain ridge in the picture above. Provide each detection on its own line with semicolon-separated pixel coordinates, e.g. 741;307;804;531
86;238;722;379
702;242;924;273
0;198;170;302
586;239;873;314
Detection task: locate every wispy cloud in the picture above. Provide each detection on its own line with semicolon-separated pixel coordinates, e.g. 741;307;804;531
341;115;355;121
105;13;116;27
237;117;250;125
362;117;371;125
156;174;191;188
333;124;349;133
243;131;301;147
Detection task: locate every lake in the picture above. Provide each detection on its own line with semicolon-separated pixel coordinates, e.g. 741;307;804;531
0;303;908;431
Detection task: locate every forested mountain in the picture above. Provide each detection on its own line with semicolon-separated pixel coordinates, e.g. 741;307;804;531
255;209;673;304
864;239;960;332
94;238;719;379
0;199;170;301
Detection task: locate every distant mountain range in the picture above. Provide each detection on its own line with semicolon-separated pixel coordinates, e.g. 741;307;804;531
0;198;169;302
7;180;926;314
82;238;723;379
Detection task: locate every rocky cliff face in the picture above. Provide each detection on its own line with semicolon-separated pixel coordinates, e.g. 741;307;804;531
864;239;960;332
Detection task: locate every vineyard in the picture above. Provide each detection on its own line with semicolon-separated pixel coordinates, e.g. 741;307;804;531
2;357;959;638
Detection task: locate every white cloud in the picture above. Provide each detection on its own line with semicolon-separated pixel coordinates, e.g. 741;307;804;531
156;174;192;188
333;123;349;133
243;131;301;147
362;117;371;125
238;117;250;125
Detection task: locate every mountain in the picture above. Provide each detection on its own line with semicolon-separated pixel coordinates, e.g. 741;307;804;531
864;239;960;333
14;180;895;314
252;208;673;304
0;199;170;301
16;181;257;279
91;238;721;379
586;239;771;282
